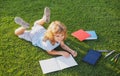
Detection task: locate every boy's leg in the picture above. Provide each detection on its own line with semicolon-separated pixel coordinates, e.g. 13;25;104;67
42;7;50;23
35;7;50;25
14;17;32;42
14;17;30;35
14;27;32;42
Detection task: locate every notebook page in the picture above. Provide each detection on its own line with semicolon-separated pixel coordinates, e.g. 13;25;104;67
39;58;61;74
56;55;78;70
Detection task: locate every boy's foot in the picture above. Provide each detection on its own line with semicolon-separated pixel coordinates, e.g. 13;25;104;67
14;17;30;28
42;7;50;23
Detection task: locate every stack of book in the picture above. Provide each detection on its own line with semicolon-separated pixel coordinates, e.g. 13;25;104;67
71;29;98;41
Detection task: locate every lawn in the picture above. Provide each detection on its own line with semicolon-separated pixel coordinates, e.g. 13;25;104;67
0;0;120;76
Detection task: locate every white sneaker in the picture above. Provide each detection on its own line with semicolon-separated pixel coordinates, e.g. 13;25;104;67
14;17;30;28
42;7;50;23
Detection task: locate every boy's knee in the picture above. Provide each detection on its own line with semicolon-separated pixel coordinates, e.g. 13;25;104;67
14;29;22;36
14;29;19;36
14;27;25;35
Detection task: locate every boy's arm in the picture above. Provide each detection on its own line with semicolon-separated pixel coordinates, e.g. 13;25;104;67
60;41;73;53
47;50;70;57
60;41;77;57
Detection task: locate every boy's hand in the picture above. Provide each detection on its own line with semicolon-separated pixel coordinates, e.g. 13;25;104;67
70;50;77;57
60;51;70;57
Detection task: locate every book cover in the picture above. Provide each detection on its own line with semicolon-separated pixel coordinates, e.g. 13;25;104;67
82;50;101;65
85;31;97;40
71;29;91;41
39;55;78;74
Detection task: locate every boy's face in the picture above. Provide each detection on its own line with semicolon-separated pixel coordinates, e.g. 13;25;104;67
54;34;64;43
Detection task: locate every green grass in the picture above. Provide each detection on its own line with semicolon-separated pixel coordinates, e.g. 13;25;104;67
0;0;120;76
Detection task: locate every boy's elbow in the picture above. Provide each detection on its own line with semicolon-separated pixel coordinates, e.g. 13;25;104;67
47;51;52;54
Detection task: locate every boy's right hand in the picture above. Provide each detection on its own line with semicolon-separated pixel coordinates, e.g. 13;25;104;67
60;51;70;57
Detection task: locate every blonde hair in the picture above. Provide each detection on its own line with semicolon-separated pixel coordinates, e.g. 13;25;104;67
43;21;67;45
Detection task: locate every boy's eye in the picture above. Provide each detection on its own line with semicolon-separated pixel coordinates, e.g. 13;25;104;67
56;35;59;37
55;34;64;37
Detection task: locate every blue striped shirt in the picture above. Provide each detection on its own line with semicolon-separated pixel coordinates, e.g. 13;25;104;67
30;22;60;51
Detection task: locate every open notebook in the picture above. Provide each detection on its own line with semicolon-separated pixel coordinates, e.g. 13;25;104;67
39;55;78;74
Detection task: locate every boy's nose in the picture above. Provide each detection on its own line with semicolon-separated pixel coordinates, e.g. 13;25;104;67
60;37;64;40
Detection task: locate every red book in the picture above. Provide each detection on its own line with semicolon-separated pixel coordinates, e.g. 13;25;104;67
71;29;91;41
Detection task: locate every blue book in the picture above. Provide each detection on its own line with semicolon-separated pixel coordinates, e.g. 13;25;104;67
82;50;101;65
85;31;97;40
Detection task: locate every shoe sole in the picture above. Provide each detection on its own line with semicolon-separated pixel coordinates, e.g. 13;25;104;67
14;17;29;28
44;7;50;23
